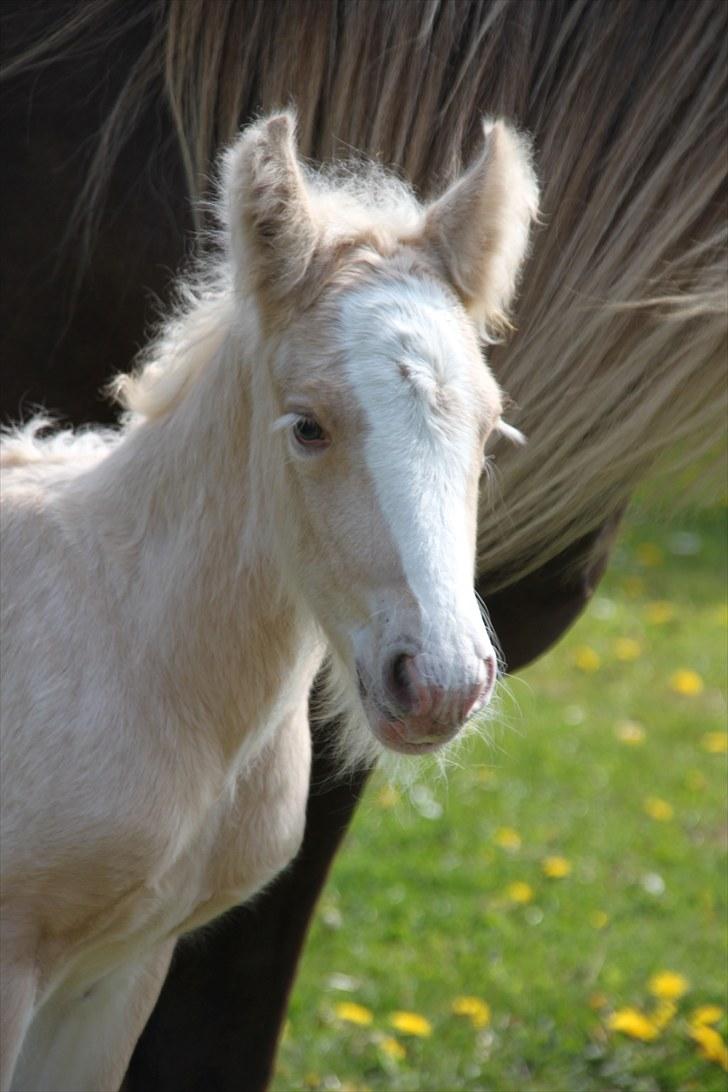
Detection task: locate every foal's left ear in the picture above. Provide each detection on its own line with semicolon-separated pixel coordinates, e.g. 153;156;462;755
424;119;539;337
221;111;319;308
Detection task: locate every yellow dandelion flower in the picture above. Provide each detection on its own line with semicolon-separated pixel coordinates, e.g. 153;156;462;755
614;637;642;662
648;971;689;1000
636;542;664;567
574;645;601;673
690;1005;724;1027
644;600;674;625
644;797;674;822
389;1011;432;1038
542;855;572;878
702;732;728;754
615;720;646;745
690;1024;728;1071
669;669;704;696
379;1036;406;1060
505;881;534;904
335;1001;374;1026
608;1007;659;1041
494;827;521;850
451;996;491;1029
589;909;609;929
376;784;400;808
651;1000;677;1031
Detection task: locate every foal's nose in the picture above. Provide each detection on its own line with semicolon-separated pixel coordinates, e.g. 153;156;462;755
384;650;496;727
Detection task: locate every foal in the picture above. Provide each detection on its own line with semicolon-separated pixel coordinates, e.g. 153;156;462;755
0;112;537;1090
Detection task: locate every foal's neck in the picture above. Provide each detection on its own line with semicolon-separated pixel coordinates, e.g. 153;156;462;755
74;305;319;763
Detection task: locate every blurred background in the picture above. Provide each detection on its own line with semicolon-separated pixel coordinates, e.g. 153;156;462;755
272;497;727;1092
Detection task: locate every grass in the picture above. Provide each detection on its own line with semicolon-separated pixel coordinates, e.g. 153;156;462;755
272;504;727;1092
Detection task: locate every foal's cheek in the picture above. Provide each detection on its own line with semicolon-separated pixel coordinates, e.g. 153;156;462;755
292;473;348;585
296;470;383;624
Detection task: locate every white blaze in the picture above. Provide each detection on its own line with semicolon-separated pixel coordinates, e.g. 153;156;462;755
339;278;491;683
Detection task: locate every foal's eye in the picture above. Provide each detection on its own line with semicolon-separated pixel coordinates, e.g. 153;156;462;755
292;416;329;451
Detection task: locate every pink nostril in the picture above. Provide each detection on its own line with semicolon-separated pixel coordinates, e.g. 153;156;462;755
385;651;498;724
385;652;416;712
385;652;436;717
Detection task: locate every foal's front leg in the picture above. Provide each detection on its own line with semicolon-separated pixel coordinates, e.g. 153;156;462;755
11;941;175;1092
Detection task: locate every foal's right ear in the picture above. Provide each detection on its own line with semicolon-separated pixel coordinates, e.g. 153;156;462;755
424;119;539;338
221;112;319;308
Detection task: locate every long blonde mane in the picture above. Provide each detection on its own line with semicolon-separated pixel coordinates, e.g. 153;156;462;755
3;0;726;590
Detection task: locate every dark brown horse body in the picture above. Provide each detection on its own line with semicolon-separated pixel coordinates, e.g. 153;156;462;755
1;2;724;1089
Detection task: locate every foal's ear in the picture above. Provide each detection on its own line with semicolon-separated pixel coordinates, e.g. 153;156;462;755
221;111;319;307
424;119;539;337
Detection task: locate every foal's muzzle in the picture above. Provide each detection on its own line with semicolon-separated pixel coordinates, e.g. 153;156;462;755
385;650;495;723
363;645;497;755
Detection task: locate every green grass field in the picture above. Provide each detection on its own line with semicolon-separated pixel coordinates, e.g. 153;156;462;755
273;504;727;1092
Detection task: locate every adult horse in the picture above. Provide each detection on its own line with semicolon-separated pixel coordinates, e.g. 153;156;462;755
1;2;725;1089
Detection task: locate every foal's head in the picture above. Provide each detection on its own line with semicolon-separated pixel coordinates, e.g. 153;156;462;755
223;112;538;759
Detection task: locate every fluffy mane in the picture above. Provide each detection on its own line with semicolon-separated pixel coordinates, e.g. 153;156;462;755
112;146;425;423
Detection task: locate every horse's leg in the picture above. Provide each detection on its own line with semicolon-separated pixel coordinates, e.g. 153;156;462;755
12;940;174;1092
0;956;37;1092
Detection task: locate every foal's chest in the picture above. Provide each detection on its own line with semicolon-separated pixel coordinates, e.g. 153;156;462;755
50;707;311;999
